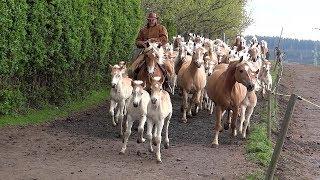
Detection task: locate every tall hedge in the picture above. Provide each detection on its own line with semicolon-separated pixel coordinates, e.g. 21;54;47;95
0;0;143;115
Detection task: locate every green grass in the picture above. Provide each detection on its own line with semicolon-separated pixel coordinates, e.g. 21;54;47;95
0;89;109;127
245;60;280;179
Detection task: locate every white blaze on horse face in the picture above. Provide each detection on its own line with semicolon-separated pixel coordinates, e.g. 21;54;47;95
132;86;142;107
150;83;161;106
194;47;205;68
111;68;122;88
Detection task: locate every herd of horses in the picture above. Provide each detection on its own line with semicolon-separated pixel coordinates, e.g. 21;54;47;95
109;34;272;163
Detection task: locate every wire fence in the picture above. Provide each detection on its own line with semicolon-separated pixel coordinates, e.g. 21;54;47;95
265;61;320;180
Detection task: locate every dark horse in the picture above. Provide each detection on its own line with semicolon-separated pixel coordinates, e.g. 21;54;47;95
136;46;165;92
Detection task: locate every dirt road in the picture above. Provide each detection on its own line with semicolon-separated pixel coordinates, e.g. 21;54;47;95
0;63;319;180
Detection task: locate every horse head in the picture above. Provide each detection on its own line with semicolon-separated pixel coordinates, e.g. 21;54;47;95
150;76;163;106
131;80;145;107
109;64;125;88
234;57;259;92
192;47;207;68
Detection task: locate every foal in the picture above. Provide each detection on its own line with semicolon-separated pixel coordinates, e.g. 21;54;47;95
120;80;150;154
147;76;172;163
109;64;133;137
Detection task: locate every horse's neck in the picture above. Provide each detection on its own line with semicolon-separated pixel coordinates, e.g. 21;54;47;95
223;65;237;92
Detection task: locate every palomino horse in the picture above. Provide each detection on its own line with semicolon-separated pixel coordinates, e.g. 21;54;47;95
147;76;172;163
260;40;269;60
177;46;207;123
109;64;133;137
233;35;246;52
136;43;165;92
206;57;259;146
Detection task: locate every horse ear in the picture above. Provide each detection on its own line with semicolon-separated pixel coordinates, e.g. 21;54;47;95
255;69;259;74
157;43;161;48
239;56;244;62
109;64;113;70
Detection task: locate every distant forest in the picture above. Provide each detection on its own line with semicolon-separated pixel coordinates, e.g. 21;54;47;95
245;36;320;65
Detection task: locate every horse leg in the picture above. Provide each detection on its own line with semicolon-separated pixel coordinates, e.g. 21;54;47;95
164;112;172;149
155;119;164;163
118;100;126;137
239;105;246;136
243;105;255;138
231;108;239;137
109;100;117;126
209;101;214;115
181;90;188;123
120;115;134;154
137;115;147;143
224;110;231;130
212;106;223;146
172;75;177;95
146;119;154;153
192;90;202;116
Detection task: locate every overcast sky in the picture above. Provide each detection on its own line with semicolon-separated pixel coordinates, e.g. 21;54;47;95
244;0;320;41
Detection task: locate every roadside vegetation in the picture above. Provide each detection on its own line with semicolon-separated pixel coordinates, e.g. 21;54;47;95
245;60;280;179
0;89;109;127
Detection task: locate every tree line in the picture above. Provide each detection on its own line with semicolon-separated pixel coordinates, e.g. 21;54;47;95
247;36;320;65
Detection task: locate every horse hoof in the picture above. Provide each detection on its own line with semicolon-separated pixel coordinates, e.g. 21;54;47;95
224;123;230;130
148;148;154;153
137;138;146;144
181;118;187;123
192;109;197;116
119;150;125;155
164;142;169;149
136;151;142;156
116;134;122;138
152;139;157;146
156;159;162;164
112;123;117;127
211;143;219;148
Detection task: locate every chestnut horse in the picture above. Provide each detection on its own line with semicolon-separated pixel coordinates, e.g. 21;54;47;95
206;57;259;146
136;45;165;92
177;46;207;123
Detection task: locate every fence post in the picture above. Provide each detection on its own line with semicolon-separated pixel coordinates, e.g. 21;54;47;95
265;94;299;180
272;62;283;111
267;91;272;139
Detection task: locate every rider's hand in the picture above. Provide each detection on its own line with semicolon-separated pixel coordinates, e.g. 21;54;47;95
137;40;147;48
149;38;158;43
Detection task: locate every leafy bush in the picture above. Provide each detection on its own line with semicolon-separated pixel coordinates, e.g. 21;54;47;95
0;0;143;115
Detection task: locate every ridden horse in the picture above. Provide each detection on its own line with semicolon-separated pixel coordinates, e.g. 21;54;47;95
136;43;165;92
177;46;207;123
206;57;259;146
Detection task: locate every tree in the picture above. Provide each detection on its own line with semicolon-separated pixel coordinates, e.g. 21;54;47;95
141;0;252;40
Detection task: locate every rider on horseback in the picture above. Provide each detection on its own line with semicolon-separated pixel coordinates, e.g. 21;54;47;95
129;12;171;92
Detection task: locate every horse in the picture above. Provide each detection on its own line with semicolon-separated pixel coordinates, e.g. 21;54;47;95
147;76;172;163
233;35;246;52
109;64;133;137
260;40;269;60
206;57;259;146
177;46;207;123
135;43;166;92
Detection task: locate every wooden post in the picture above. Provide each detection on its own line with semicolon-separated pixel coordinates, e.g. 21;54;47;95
265;94;299;180
267;91;272;139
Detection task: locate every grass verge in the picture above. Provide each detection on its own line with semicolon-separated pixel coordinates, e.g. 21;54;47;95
0;89;109;127
245;60;280;179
